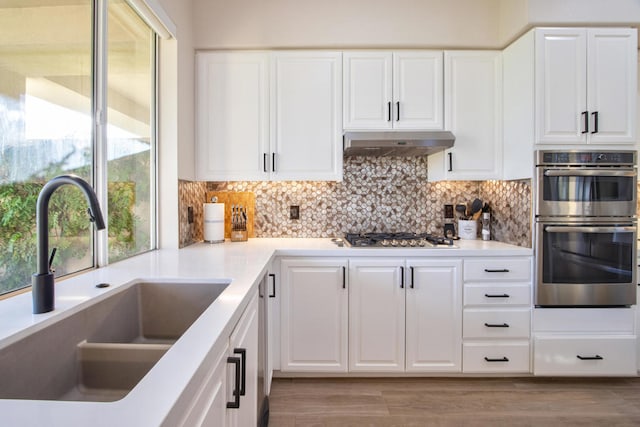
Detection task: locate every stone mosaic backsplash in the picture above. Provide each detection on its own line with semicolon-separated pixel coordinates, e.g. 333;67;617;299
179;157;532;248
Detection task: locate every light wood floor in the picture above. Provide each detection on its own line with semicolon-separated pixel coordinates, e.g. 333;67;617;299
268;377;640;426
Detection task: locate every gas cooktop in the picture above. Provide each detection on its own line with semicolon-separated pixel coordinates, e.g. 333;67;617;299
343;232;457;248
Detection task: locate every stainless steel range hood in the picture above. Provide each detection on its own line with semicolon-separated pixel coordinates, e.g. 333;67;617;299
343;131;455;157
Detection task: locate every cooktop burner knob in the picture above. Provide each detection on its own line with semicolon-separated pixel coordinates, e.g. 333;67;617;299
408;240;417;247
381;239;390;247
400;240;409;247
418;239;426;247
390;239;399;247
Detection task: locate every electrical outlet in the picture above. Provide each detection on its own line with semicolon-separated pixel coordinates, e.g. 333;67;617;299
444;204;454;219
187;206;194;224
289;205;300;220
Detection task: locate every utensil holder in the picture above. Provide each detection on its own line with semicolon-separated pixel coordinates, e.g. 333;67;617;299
458;220;478;240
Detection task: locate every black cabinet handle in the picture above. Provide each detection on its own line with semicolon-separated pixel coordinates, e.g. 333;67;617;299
484;322;509;328
581;110;589;134
484;269;509;273
226;356;241;409
396;101;400;121
268;273;276;298
484;356;509;362
387;102;391;122
263;153;268;173
234;348;246;396
577;355;603;361
400;266;404;289
484;293;510;298
591;111;599;134
342;266;346;289
447;152;453;172
271;153;276;172
410;266;414;289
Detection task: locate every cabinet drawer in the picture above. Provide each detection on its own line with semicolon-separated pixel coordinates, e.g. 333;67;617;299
464;258;531;282
463;342;530;373
464;284;531;306
463;309;531;339
534;335;637;376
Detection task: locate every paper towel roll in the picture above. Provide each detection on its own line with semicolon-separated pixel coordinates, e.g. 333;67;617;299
203;203;225;243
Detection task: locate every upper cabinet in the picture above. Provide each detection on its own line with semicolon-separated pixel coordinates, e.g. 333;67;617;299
428;51;502;181
271;52;343;181
343;51;443;130
195;51;343;182
535;28;637;145
196;52;270;181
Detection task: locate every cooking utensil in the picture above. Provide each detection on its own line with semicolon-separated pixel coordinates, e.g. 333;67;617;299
470;198;483;215
455;204;467;220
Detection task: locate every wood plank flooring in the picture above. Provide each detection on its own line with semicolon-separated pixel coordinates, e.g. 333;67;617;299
268;377;640;426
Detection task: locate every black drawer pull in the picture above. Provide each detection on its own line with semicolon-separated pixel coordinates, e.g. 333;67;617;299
484;269;510;273
234;348;246;396
400;266;404;289
484;356;509;362
226;356;241;409
268;273;276;298
484;293;510;298
484;322;509;328
577;355;603;361
342;266;346;289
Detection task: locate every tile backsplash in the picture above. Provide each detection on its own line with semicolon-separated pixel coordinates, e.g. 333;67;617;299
179;157;532;248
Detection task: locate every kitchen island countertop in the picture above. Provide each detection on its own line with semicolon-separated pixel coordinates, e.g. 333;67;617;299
0;238;531;426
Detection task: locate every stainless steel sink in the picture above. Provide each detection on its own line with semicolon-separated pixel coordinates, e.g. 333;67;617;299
0;280;230;402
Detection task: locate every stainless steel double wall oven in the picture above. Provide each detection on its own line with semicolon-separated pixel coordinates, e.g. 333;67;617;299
535;150;637;307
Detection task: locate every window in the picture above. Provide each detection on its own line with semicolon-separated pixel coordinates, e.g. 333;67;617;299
0;0;157;296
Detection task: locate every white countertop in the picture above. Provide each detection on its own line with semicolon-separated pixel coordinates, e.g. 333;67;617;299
0;238;531;426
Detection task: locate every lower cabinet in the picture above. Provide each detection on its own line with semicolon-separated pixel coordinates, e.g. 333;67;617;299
280;258;348;372
170;292;259;426
348;258;463;373
533;308;637;376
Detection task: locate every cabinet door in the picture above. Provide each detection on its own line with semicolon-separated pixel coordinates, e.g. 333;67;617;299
349;258;405;372
343;52;393;129
405;259;462;372
587;28;637;144
393;51;444;130
227;294;259;427
271;52;343;181
535;28;587;145
280;258;348;372
196;52;269;181
429;51;502;181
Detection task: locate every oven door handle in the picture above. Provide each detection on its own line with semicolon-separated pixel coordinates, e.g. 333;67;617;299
543;169;636;177
544;226;637;233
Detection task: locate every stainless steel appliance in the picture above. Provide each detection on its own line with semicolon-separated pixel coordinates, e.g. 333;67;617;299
343;131;455;157
343;232;457;248
535;150;637;218
534;150;637;307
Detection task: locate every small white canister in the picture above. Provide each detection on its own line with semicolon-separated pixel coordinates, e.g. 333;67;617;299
458;220;478;240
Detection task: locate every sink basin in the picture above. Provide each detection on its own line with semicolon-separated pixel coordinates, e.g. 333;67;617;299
0;280;230;402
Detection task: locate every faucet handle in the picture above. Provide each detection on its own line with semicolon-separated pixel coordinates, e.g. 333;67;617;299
48;247;57;273
87;207;96;223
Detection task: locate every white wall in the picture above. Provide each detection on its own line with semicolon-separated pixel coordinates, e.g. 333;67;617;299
193;0;504;49
153;0;195;248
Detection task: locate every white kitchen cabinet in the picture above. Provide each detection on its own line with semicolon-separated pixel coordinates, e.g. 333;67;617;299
175;344;228;427
343;51;443;130
280;258;348;372
427;50;502;181
405;259;463;372
173;293;259;427
533;307;637;376
195;51;342;182
195;52;270;181
271;51;343;181
462;257;533;374
535;28;637;145
227;293;259;427
349;258;462;373
349;258;406;372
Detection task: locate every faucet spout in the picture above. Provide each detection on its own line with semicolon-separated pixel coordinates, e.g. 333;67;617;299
32;174;106;314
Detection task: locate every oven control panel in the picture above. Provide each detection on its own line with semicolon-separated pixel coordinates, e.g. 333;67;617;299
538;150;636;166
